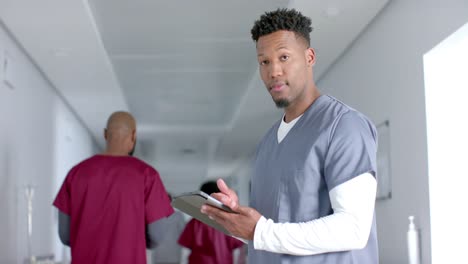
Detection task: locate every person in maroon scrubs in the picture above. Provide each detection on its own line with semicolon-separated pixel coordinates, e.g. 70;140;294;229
53;111;174;264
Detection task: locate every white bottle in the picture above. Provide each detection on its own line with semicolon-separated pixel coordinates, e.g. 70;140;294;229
407;216;421;264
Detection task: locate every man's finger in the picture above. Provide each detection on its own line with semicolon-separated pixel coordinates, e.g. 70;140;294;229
211;193;238;211
211;193;230;204
216;179;238;209
217;179;230;194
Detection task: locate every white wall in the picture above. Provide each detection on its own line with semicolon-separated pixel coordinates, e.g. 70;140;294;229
0;22;97;263
317;0;468;263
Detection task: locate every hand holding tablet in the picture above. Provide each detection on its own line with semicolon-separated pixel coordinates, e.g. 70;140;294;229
171;191;242;240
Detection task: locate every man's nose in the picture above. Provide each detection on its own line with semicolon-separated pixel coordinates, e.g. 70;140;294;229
270;62;283;78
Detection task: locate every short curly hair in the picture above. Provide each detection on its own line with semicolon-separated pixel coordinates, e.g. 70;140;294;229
251;8;313;46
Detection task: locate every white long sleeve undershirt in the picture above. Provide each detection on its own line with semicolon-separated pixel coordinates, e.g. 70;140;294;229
253;173;377;255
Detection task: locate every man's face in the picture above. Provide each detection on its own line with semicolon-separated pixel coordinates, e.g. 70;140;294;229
256;30;314;108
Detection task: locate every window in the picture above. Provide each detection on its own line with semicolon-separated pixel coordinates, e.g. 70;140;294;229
424;21;468;263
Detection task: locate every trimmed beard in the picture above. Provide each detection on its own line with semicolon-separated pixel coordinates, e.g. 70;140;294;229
274;98;290;108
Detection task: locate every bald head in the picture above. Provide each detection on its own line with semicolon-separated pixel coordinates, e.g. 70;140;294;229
106;111;136;135
104;111;137;156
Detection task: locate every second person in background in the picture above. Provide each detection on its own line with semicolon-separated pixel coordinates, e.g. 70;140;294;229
178;181;244;264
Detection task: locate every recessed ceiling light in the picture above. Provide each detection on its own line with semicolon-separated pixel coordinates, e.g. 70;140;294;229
324;6;340;18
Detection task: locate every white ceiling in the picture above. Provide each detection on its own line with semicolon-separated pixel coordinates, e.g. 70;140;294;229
0;0;389;194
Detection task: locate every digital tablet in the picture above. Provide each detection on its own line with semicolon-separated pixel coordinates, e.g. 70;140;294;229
171;191;241;239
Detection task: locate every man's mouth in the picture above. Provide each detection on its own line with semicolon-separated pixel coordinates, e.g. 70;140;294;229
270;82;286;92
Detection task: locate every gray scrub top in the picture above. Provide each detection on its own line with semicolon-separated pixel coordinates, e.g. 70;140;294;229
248;95;379;264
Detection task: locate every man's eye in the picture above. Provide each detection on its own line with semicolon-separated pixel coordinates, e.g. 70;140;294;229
260;60;269;66
280;55;289;61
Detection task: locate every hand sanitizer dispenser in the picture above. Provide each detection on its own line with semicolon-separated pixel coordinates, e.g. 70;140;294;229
407;216;421;264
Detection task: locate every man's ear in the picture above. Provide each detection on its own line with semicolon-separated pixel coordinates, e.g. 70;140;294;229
104;129;108;140
306;48;316;67
132;129;137;142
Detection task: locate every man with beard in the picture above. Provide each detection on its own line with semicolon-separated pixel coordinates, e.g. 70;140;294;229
53;111;174;264
202;8;379;264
